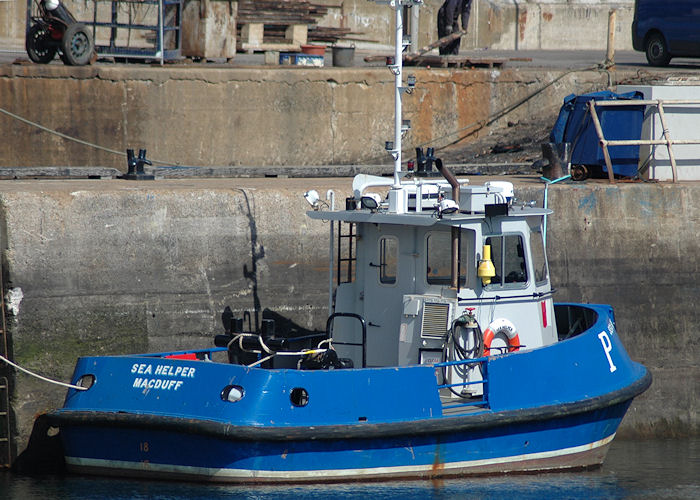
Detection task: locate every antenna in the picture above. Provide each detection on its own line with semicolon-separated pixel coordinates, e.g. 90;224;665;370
373;0;423;192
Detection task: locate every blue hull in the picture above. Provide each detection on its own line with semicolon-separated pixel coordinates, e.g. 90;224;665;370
46;304;651;483
55;395;640;482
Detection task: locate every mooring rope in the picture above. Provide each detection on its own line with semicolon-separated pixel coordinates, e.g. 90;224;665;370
0;106;176;167
0;354;87;391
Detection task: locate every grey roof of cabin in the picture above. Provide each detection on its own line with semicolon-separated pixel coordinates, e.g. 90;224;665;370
306;208;552;227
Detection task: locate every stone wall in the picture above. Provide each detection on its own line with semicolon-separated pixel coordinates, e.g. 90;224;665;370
1;178;338;457
0;64;614;170
533;182;699;438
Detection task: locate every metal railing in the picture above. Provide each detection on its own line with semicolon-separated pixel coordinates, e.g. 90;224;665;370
326;312;367;368
435;356;489;409
589;99;700;183
0;377;10;467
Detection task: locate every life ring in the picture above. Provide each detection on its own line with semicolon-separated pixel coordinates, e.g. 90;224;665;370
483;318;520;356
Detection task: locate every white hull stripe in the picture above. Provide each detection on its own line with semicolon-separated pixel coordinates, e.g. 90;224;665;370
66;433;616;480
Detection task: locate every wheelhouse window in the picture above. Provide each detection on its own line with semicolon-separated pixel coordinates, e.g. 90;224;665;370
426;230;469;286
485;234;527;287
379;236;398;284
530;225;548;285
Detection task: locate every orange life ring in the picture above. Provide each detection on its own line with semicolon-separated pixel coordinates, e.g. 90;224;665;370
483;318;520;356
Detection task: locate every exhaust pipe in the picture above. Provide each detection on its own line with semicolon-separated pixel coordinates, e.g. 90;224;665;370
435;158;460;203
435;159;461;289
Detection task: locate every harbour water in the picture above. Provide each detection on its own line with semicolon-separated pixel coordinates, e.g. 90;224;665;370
1;438;697;499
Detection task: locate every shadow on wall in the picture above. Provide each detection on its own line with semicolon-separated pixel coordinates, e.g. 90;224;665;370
237;189;265;333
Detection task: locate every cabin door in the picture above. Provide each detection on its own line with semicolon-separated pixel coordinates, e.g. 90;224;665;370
361;225;415;366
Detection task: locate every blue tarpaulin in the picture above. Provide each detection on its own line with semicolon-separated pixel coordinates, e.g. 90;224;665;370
550;90;644;178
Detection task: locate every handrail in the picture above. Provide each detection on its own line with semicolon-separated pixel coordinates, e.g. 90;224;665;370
435;356;489;408
588;99;700;183
326;312;367;368
435;355;488;367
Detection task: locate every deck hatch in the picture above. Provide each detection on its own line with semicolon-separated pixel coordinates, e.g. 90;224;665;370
421;303;450;339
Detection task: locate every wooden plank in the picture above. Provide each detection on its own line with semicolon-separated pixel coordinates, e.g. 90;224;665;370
405;30;467;61
364;53;507;68
236;0;358;48
364;32;465;63
239;42;303;52
657;102;679;183
410;56;503;68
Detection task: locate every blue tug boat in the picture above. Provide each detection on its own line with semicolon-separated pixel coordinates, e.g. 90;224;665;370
42;0;650;483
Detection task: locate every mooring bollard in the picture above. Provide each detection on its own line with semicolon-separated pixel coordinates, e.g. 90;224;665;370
541;142;566;181
123;148;155;180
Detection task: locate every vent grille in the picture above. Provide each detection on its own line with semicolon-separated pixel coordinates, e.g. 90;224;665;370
421;303;450;339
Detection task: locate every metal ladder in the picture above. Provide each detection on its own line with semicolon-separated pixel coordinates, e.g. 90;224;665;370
0;253;11;468
336;222;356;285
0;376;9;468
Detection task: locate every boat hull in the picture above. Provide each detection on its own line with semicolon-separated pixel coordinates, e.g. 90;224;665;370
43;303;651;483
61;432;616;483
50;377;648;483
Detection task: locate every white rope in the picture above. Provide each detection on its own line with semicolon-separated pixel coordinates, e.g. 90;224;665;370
0;106;177;166
225;333;334;367
247;354;275;368
0;354;87;391
246;348;330;368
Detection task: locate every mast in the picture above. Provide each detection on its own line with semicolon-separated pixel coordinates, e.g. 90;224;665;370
392;4;403;188
379;0;421;212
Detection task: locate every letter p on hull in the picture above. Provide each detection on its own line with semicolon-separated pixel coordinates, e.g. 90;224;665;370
598;331;617;373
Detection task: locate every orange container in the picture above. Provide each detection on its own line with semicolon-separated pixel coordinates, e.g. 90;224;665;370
301;44;326;56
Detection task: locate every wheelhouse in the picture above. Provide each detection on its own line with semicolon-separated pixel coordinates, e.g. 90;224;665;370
307;176;557;395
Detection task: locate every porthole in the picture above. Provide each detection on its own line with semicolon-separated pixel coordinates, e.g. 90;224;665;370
290;388;309;407
76;374;95;390
221;384;245;403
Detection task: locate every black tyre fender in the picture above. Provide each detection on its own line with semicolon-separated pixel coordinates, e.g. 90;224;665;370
570;165;588;182
26;23;57;64
61;23;94;66
645;32;671;67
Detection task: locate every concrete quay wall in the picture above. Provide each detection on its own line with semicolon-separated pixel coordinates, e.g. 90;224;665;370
1;0;635;54
1;178;697;460
347;0;635;52
1;64;619;171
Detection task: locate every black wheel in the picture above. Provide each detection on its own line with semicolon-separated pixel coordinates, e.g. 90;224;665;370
26;23;57;64
645;32;671;67
571;165;588;181
61;23;94;66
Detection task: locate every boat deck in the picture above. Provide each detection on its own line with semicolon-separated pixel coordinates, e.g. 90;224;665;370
439;392;488;417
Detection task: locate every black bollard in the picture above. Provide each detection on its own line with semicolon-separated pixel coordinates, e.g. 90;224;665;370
541;142;566;181
123;148;155;180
